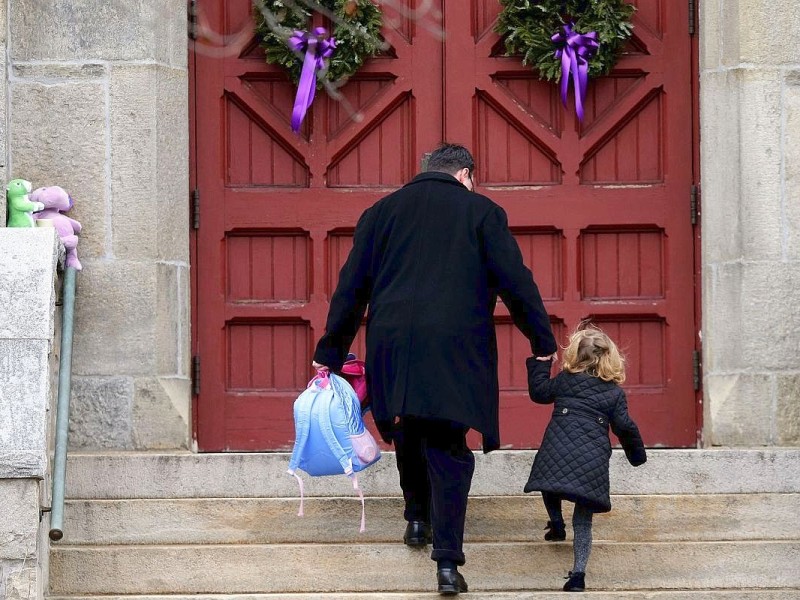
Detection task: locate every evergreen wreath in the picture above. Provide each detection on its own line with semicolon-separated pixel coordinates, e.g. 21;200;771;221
254;0;383;86
495;0;635;82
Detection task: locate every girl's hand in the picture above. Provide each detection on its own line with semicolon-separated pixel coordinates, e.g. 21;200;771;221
534;353;557;362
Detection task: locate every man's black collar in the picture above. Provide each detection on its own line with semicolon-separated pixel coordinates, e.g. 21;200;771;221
404;171;464;188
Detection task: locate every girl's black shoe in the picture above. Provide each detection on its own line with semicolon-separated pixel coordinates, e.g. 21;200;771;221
563;571;585;592
544;520;566;541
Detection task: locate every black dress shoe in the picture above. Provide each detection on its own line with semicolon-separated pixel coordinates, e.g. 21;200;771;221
437;567;468;595
403;520;432;547
563;571;585;592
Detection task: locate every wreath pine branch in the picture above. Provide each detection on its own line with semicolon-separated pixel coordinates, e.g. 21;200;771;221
254;0;384;87
495;0;636;82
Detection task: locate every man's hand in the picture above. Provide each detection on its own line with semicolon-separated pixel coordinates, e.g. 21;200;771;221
535;353;557;362
311;361;329;371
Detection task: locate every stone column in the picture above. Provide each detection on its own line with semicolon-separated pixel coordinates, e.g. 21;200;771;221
1;0;8;226
0;228;61;600
8;0;191;449
700;0;800;445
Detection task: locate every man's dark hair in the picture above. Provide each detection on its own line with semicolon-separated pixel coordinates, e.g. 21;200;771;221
425;143;475;175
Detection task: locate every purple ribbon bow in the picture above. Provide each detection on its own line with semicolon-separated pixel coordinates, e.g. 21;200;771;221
551;23;600;122
288;27;336;133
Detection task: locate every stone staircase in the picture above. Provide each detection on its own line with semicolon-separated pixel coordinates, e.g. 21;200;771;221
48;449;800;599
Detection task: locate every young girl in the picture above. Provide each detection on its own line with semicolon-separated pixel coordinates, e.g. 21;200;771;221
525;325;647;592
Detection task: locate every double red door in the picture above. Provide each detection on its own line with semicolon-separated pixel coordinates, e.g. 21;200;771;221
192;0;698;451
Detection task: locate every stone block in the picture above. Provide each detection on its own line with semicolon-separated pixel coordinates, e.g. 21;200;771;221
156;68;189;263
736;0;800;65
3;566;39;600
739;69;784;261
68;376;133;450
0;0;6;228
0;228;60;339
700;70;742;264
777;374;800;445
702;262;743;373
718;0;741;68
109;65;158;261
178;268;190;377
0;339;50;476
786;70;800;260
109;66;189;262
132;377;190;450
155;0;189;68
10;0;185;63
0;0;6;43
10;82;106;260
706;373;773;446
739;263;800;370
0;480;39;560
71;260;156;376
698;0;721;70
156;264;181;376
155;265;190;380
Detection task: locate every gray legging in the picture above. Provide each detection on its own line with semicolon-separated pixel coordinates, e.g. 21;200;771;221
541;491;594;574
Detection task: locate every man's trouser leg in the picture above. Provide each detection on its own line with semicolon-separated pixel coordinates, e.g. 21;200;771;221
424;419;475;566
393;418;431;523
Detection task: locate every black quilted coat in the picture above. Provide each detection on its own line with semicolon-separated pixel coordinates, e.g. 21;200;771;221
524;358;647;512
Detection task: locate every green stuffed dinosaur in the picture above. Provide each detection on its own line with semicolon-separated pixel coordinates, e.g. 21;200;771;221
6;179;43;227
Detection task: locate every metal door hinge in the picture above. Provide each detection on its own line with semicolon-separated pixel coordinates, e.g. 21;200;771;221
191;189;200;229
692;349;701;391
690;184;699;225
188;0;198;40
192;355;201;395
688;0;696;35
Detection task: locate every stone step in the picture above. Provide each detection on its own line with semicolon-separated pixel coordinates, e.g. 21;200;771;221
45;592;800;600
59;493;800;545
49;541;800;595
64;449;800;499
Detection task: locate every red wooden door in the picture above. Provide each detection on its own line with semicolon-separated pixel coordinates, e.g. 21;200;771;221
192;0;697;451
193;0;444;451
447;0;697;449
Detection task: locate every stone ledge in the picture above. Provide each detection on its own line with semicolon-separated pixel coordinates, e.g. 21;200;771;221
41;593;800;600
47;541;800;595
0;452;46;479
0;227;60;340
64;449;800;499
59;493;800;546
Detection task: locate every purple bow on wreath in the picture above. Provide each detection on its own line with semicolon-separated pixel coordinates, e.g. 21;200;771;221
288;27;336;133
551;23;600;122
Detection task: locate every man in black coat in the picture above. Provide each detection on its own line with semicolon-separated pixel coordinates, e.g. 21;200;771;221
313;144;556;594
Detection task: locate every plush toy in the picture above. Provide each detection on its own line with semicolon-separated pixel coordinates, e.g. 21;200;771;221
6;179;42;227
31;186;83;270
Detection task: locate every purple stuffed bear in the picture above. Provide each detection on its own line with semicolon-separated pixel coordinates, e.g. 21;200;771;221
31;186;82;270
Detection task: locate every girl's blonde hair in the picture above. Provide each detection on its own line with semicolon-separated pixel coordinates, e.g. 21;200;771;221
562;325;626;384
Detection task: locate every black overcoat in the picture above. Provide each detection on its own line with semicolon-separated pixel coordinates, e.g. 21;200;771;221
313;172;557;451
524;358;647;512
